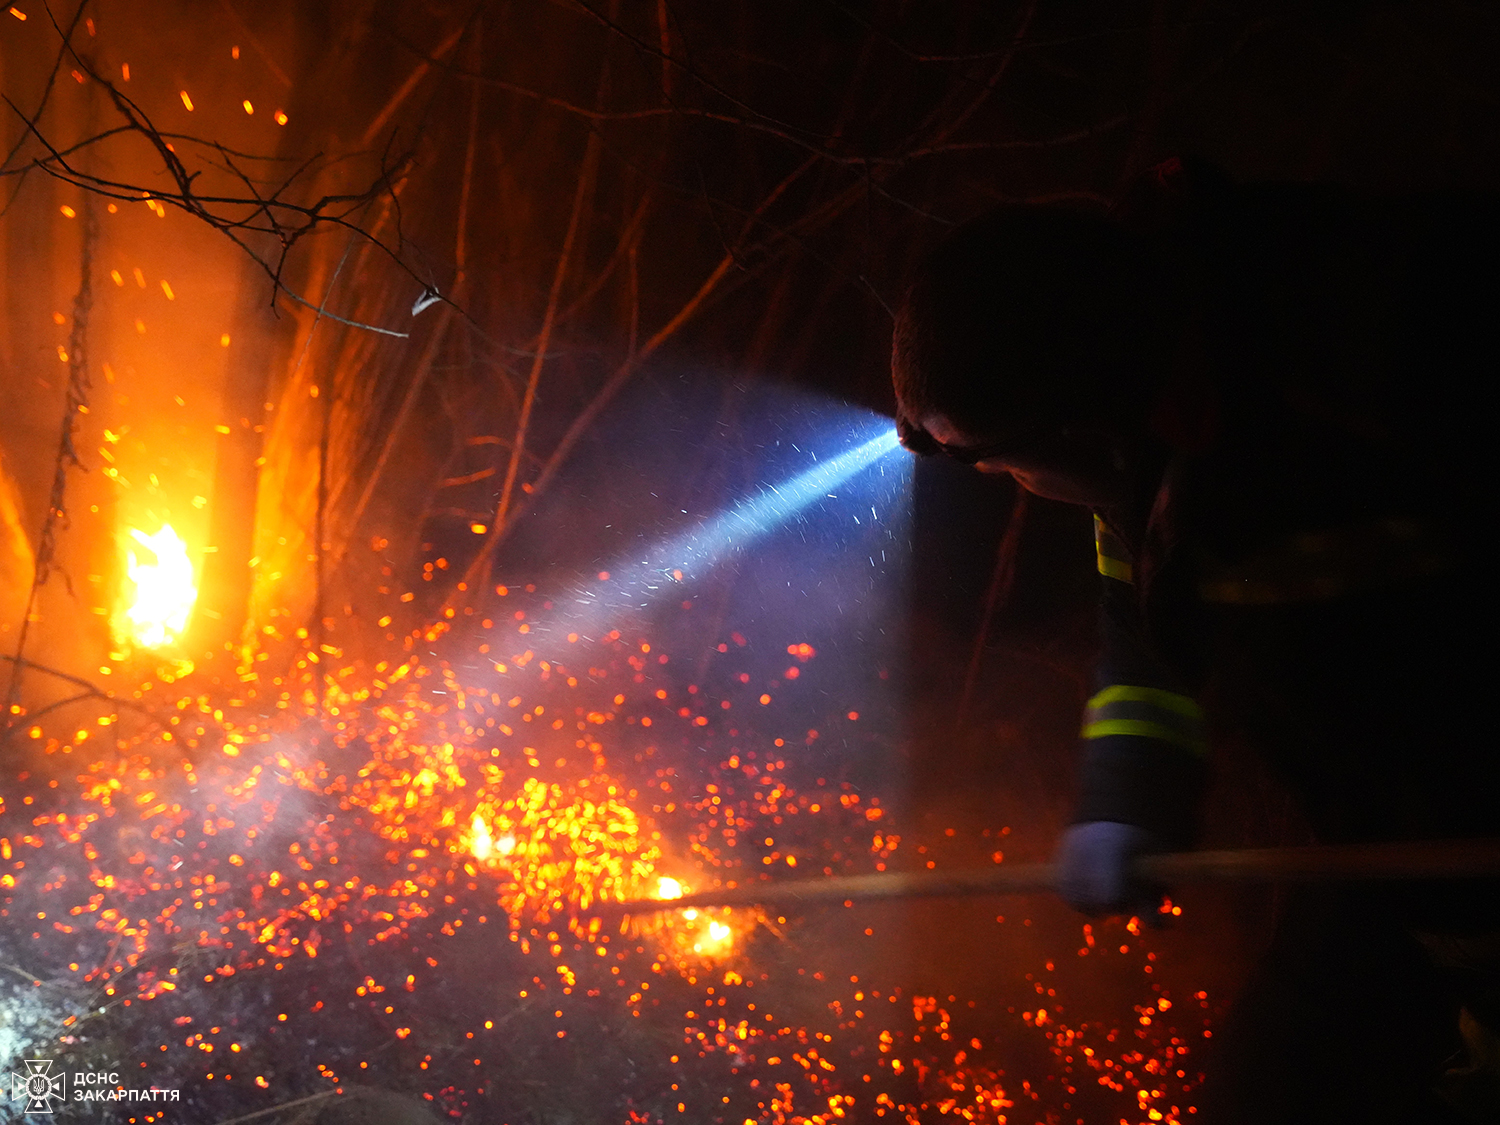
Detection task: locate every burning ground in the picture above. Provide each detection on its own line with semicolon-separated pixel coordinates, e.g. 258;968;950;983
1;574;1215;1124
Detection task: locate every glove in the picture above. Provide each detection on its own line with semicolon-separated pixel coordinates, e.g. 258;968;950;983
1055;820;1167;917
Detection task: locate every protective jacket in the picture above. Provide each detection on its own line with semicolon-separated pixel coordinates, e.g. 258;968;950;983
1072;165;1498;860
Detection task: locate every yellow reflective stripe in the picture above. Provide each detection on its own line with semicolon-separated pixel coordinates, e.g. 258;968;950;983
1083;685;1208;756
1093;514;1134;584
1081;719;1208;757
1085;685;1203;720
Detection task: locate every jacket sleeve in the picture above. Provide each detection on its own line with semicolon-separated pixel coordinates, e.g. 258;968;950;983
1073;515;1209;848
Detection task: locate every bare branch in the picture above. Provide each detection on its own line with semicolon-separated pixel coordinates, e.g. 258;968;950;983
2;34;430;339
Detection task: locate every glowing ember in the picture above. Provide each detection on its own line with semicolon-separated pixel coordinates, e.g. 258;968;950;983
116;524;197;649
470;812;494;860
685;911;735;956
656;875;684;899
469;812;516;862
668;903;738;957
1;576;1210;1121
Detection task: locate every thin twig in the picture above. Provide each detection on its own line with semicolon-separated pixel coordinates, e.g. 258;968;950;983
3;32;425;338
362;22;471;146
459;54;615;594
0;655;162;728
487;129;601;550
0;0;87;214
335;307;454;561
216;0;294;87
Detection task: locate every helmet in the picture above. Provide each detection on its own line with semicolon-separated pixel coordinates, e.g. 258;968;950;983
892;204;1164;449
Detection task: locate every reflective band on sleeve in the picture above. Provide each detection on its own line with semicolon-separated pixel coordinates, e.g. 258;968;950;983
1083;684;1207;756
1094;514;1134;584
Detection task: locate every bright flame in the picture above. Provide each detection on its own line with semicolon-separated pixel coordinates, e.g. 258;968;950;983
469;813;516;864
470;813;494;860
690;913;735;955
118;525;197;649
655;876;684;900
664;900;737;959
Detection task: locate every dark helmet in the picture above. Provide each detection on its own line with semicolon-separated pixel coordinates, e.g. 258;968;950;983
892;204;1168;450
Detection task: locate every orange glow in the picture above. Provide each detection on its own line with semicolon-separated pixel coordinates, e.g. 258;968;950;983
469;813;516;863
1;526;1209;1119
676;908;736;957
470;812;495;860
655;875;684;900
116;524;197;649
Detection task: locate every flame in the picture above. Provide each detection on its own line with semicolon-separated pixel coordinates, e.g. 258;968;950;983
667;901;736;958
470;813;494;860
468;812;516;864
655;876;684;900
690;912;735;956
117;524;197;649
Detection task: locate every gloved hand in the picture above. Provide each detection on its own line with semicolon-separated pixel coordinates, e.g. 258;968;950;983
1055;820;1167;917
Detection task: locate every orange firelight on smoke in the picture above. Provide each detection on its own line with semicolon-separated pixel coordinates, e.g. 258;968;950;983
115;524;197;649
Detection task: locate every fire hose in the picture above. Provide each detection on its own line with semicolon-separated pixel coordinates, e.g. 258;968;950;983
598;838;1500;916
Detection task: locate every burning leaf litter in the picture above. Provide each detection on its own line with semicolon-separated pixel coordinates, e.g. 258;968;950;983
2;578;1208;1123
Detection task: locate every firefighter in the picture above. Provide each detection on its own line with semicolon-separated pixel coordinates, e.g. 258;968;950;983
892;159;1499;1121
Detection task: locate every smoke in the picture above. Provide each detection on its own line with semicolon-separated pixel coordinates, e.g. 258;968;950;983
498;392;910;664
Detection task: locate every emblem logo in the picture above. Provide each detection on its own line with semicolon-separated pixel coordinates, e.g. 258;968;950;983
9;1059;66;1113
